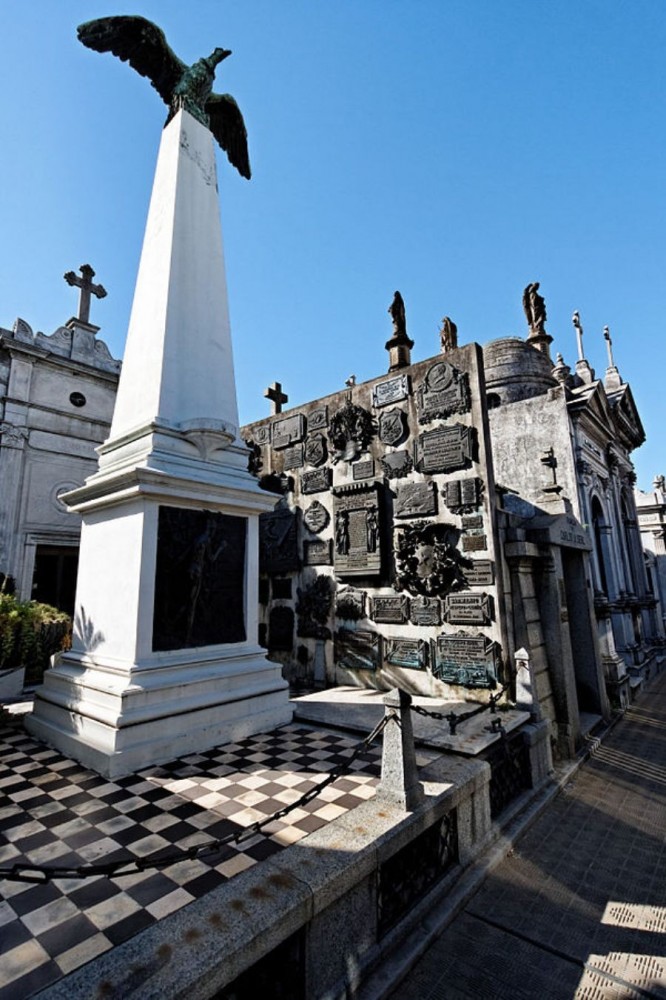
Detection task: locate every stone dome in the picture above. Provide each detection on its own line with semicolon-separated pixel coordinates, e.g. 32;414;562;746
483;337;557;405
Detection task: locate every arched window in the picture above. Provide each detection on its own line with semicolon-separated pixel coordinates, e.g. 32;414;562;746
591;496;609;595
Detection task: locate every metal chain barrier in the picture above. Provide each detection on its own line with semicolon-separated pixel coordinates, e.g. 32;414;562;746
0;713;395;884
410;683;511;736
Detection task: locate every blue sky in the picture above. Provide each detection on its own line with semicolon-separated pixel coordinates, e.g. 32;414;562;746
1;1;664;488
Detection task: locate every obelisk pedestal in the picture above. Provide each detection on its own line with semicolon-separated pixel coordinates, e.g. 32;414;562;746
27;110;292;777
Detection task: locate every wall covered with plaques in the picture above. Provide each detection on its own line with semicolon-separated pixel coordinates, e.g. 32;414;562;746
242;344;509;700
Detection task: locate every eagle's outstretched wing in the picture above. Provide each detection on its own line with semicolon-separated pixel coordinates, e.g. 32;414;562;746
77;16;185;106
206;93;251;179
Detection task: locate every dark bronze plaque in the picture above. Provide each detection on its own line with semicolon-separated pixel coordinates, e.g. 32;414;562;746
301;468;332;494
410;596;442;626
335;628;381;671
283;443;304;470
259;507;299;574
384;637;428;670
272;578;292;600
309;406;329;431
464;560;494;586
381;451;413;480
153;507;246;651
461;514;484;530
333;482;381;577
273;413;306;450
304;539;333;565
444;592;493;625
415;424;474;474
353;459;375;481
378;408;408;447
259;577;269;604
254;424;271;447
395;481;438;519
268;606;294;651
371;594;410;623
303;500;330;534
304;434;327;467
462;534;487;552
433;633;500;688
416;361;471;423
336;587;367;621
444;478;482;514
372;374;410;408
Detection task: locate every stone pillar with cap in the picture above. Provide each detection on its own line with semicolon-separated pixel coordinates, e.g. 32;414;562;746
376;688;424;811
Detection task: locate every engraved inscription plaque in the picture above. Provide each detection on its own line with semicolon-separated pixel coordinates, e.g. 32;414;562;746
153;507;247;651
273;413;306;450
336;587;367;620
461;514;484;530
378;408;408;447
254;424;271;447
395;481;438;519
333;482;381;577
335;628;381;671
384;637;428;671
309;406;329;431
303;500;330;534
301;468;333;494
259;507;299;574
417;361;471;423
304;434;327;467
304;539;333;565
410;596;442;626
464;560;495;586
444;592;493;625
415;424;474;474
443;478;482;514
433;633;500;688
371;594;410;623
353;459;375;481
283;443;304;470
372;373;410;408
462;534;487;552
381;451;413;480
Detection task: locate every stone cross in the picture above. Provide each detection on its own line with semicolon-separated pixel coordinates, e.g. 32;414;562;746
572;310;584;360
264;381;288;415
603;326;615;367
64;264;107;325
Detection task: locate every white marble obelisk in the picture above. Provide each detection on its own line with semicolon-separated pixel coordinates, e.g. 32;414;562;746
27;110;292;776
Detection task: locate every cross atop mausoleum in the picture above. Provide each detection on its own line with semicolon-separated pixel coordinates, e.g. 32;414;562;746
264;381;288;415
64;264;107;326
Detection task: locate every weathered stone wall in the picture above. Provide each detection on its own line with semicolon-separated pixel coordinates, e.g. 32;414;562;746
243;344;509;700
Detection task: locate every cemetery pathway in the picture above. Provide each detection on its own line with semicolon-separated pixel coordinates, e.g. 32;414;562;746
387;670;666;1000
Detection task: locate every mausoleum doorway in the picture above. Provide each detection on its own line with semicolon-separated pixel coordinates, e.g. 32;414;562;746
31;545;78;615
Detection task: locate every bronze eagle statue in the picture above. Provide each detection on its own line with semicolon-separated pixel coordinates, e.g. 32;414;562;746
77;16;251;179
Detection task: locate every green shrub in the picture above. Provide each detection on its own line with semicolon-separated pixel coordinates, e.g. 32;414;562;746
0;592;72;685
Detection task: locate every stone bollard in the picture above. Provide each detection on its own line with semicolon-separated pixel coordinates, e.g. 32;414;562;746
376;688;424;811
514;647;542;720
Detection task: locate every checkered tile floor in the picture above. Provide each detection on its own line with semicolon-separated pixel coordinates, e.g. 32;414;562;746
0;706;435;1000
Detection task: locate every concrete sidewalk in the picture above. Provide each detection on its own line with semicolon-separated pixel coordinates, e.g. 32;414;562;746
381;671;666;1000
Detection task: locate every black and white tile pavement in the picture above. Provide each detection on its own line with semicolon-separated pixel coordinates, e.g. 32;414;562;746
0;707;436;999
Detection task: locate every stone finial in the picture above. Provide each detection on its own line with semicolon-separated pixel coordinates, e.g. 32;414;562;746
603;325;622;390
376;688;423;811
64;263;107;328
440;316;458;354
653;474;665;495
551;352;571;385
385;291;414;373
264;381;288;415
571;310;595;384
